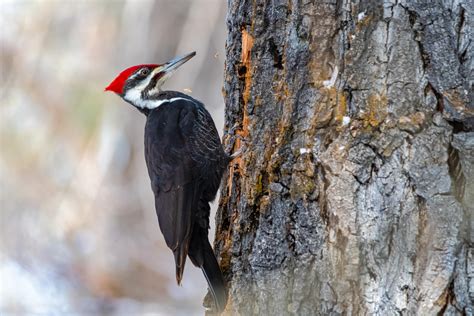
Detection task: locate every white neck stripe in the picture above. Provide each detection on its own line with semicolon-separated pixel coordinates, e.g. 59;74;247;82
124;88;195;110
153;97;195;108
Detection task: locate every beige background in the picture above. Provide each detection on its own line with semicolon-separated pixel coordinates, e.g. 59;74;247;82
1;0;226;314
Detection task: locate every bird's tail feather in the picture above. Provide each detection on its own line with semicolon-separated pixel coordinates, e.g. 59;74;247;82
188;227;227;312
174;244;188;285
200;239;227;312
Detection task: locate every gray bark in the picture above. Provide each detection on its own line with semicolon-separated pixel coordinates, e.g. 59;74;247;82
213;0;473;315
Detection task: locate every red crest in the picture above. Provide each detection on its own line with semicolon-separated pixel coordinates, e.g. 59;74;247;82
105;64;158;94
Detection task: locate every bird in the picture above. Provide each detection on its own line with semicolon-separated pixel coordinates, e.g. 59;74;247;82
105;52;230;312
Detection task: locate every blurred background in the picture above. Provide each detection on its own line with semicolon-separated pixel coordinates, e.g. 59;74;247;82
1;0;226;314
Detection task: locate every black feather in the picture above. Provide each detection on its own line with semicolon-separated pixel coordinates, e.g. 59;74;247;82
189;221;227;312
144;93;228;311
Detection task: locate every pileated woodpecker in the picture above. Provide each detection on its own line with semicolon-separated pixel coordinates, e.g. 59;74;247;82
105;52;228;312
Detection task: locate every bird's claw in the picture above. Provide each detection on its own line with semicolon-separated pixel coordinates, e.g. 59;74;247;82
229;134;247;160
227;123;241;136
230;146;243;160
224;123;248;160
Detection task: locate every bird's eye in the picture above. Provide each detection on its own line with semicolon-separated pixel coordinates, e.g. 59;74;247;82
139;68;150;76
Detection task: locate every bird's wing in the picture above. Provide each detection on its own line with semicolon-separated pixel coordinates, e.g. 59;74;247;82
144;98;224;283
181;102;228;201
144;100;198;284
154;181;199;284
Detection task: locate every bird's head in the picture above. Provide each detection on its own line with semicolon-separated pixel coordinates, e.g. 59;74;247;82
105;51;195;110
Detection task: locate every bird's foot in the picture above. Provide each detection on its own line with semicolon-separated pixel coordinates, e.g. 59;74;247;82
229;134;247;160
227;122;241;136
224;123;248;160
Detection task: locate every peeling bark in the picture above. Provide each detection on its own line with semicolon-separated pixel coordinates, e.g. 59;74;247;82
213;0;473;315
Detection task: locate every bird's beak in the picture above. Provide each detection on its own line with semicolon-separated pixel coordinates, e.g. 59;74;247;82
149;51;196;91
162;51;196;73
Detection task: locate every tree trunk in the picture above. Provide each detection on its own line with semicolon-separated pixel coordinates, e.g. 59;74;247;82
213;0;473;315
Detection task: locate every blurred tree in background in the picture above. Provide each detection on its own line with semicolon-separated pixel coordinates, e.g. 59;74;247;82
1;1;226;314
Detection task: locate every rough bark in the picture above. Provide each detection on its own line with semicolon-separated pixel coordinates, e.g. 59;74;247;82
213;0;473;315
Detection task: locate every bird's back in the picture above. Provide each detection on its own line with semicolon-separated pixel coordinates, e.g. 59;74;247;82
143;92;228;311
